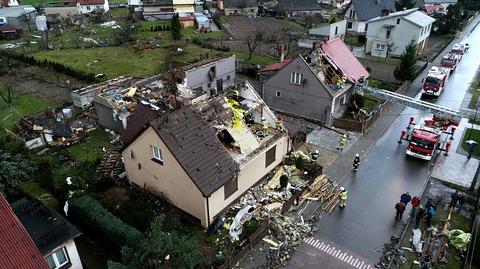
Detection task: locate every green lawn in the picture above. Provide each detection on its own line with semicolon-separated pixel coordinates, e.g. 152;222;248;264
469;71;480;109
461;128;480;158
0;89;57;128
110;7;129;17
344;33;364;47
368;79;397;91
67;128;113;162
31;45;217;79
233;51;276;65
363;94;381;111
18;0;57;6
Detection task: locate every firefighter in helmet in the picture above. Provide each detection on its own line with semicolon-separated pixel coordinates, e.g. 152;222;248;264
337;134;348;151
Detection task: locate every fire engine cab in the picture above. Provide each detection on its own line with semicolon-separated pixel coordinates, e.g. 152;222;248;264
398;116;457;161
451;43;466;55
422;66;450;97
440;52;461;71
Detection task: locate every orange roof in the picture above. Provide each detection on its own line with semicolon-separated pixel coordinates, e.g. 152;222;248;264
0;194;49;269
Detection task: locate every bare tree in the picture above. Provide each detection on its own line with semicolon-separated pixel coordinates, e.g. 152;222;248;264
385;41;397;62
245;28;265;60
265;26;302;59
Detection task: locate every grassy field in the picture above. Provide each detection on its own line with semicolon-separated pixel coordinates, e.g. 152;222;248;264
469;70;480;109
30;44;222;79
461;128;480;158
67;128;112;162
0;88;56;128
233;51;276;65
344;33;364;47
368;79;397;91
110;7;129;17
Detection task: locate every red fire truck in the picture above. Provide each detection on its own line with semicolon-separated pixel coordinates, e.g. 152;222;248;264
422;66;450;97
440;52;461;71
398;116;457;160
451;43;466;55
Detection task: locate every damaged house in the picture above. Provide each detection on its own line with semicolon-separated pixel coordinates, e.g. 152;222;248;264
262;38;369;126
88;56;236;134
121;81;290;227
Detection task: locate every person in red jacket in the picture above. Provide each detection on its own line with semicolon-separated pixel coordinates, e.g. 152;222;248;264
395;201;406;220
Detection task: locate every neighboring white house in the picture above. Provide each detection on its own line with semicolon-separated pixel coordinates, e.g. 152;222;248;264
345;0;396;33
365;8;435;58
309;20;347;40
77;0;109;14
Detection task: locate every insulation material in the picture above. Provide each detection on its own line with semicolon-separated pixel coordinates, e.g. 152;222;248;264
448;229;471;252
226;122;260;155
25;137;45;149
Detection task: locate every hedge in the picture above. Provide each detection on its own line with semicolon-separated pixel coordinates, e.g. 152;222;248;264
0;51;97;82
69;195;144;247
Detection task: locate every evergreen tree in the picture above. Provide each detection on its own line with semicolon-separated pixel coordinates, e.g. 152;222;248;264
395;0;416;11
171;13;182;40
394;41;417;82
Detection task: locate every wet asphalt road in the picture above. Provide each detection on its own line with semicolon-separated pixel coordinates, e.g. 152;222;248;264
287;18;480;269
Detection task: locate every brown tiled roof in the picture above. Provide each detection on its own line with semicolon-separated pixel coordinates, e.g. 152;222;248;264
151;107;238;196
121;102;161;145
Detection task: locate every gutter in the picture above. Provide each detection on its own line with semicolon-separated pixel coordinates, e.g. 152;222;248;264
206;195;211;227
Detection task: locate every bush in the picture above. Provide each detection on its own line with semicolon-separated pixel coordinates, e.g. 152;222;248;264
296;156;305;170
91;176;116;193
20;181;60;210
69;195;144;247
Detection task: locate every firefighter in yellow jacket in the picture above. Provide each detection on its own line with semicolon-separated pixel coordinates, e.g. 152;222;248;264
339;187;348;209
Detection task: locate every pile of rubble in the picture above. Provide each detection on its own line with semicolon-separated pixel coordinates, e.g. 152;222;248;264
299;175;341;214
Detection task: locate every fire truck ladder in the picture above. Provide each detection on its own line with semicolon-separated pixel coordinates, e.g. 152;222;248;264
362;86;463;124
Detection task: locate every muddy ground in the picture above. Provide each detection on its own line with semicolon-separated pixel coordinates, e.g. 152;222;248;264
0;62;87;105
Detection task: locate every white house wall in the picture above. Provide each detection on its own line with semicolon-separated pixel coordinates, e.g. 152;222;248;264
366;16;430;57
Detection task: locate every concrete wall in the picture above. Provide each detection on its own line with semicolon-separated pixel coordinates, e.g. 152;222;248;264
366;15;432;57
184;55;236;91
208;135;289;220
78;0;109;14
224;7;258;16
44;240;83;269
122;127;208;226
263;56;334;124
71;89;96;109
93;100;125;133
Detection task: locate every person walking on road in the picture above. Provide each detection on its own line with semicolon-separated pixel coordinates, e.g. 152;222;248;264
338;187;348;209
395;201;406;220
410;195;420;216
400;192;412;205
353;154;360;172
337;134;348;151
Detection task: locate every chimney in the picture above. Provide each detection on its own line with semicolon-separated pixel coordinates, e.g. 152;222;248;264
279;44;285;63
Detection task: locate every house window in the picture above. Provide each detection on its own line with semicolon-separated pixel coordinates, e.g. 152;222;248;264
364;23;368;32
290;72;303;85
275;91;281;97
335;26;338;35
347;21;353;29
265;145;276;168
386;29;391;39
396;18;400;24
339;95;346;105
86;5;90;10
224;177;238;199
207;83;212;88
152;146;163;162
353;11;356;18
129;149;135;159
376;44;386;50
349;9;353;18
251;9;254;12
226;75;231;82
46;247;69;269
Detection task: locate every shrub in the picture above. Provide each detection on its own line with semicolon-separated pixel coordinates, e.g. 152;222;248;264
20;181;60;210
296;156;305;170
69;195;144;247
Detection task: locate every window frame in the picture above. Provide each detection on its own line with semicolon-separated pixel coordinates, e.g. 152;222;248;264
275;91;281;97
386;29;391;39
290;72;303;85
396;18;400;25
151;146;164;165
265;145;276;168
224;177;238;200
46;247;70;269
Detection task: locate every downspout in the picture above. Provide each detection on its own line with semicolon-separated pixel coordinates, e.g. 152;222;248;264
206;195;211;227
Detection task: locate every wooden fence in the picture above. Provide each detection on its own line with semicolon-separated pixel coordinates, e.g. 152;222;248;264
333;82;410;133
